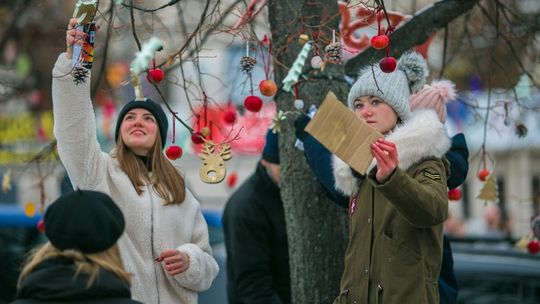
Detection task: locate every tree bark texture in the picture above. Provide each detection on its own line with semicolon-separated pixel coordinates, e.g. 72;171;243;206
268;1;349;303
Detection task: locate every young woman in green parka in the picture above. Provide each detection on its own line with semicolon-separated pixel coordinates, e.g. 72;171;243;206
328;52;451;303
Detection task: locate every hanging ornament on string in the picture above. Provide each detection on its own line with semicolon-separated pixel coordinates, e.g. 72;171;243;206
130;37;164;100
147;58;164;84
310;30;323;69
242;41;264;112
477;175;498;203
293;84;304;110
223;102;237;125
166;112;183;160
240;42;257;74
199;141;232;184
324;30;342;65
258;37;277;97
371;9;389;50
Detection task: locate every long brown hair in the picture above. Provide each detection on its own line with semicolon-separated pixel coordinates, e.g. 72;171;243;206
114;134;186;205
18;243;130;288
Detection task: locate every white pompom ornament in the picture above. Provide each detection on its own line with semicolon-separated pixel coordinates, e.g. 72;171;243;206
311;56;323;69
294;99;304;110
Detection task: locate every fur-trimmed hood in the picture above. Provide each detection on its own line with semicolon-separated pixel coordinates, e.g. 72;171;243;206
332;110;451;196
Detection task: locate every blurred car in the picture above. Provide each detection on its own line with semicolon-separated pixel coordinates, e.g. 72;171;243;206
451;237;540;304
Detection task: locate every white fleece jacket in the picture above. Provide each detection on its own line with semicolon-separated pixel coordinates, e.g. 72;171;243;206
52;53;218;304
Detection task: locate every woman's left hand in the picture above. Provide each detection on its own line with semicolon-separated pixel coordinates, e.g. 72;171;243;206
371;138;399;183
156;249;190;276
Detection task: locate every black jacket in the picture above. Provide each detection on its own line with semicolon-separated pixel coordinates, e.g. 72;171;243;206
11;257;141;304
222;163;290;304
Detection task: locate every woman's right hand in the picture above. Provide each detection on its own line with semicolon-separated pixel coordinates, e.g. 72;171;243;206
65;18;86;60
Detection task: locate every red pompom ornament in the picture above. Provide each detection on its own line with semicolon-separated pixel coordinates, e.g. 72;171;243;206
147;68;164;84
191;131;205;144
223;110;237;124
166;145;183;160
259;80;277;97
370;35;389;50
37;218;45;233
448;188;462;201
379;57;397;73
527;239;540;254
244;95;263;112
477;169;490;182
226;172;238;188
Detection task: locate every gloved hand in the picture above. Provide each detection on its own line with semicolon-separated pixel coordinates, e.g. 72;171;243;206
294;113;311;141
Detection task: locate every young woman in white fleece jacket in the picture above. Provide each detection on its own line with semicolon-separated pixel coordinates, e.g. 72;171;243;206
51;18;219;304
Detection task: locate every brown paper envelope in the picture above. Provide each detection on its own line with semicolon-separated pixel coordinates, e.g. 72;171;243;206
305;91;383;174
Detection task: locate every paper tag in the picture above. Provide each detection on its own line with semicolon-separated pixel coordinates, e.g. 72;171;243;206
305;91;382;175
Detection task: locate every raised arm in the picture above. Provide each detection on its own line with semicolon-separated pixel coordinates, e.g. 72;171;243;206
52;18;107;189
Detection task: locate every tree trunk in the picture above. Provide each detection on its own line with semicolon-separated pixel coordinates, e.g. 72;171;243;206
268;1;349;303
267;0;481;302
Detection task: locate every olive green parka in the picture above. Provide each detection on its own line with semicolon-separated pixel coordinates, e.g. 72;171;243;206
332;110;451;304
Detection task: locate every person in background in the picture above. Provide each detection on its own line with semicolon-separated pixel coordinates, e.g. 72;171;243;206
222;129;290;304
409;79;469;304
12;190;141;304
53;18;218;303
295;51;450;303
295;77;469;304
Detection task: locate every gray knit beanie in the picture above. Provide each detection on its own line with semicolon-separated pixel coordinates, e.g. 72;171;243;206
347;51;429;122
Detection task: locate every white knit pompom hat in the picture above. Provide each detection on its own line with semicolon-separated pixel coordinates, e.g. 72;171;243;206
347;51;429;122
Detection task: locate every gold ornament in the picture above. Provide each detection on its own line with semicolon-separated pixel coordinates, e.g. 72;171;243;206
477;175;498;202
199;141;232;184
298;34;309;45
270;110;286;133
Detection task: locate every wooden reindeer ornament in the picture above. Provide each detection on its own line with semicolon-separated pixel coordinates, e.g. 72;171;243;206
198;141;232;184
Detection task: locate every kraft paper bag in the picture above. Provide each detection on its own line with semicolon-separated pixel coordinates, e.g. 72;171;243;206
305;91;383;174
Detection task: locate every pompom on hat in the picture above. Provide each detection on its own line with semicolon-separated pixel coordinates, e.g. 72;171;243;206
409;79;456;123
44;189;125;254
114;98;168;149
347;51;429;122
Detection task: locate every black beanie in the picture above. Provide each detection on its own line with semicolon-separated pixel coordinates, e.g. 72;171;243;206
262;129;279;164
114;99;168;149
44;190;125;254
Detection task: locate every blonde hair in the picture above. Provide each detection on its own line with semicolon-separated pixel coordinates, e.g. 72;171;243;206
18;242;130;288
114;134;186;205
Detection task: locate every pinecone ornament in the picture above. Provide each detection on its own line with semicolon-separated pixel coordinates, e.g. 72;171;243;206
324;42;342;65
240;56;257;73
72;67;89;85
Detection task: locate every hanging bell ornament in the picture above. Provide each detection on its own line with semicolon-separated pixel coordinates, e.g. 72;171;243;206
240;56;257;74
324;42;342;65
